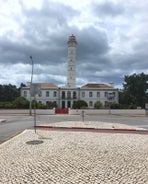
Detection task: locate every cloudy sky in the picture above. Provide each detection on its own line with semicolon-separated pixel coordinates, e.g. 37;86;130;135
0;0;148;88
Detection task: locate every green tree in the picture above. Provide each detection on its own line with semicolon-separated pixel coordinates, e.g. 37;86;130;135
122;73;148;108
72;100;88;109
13;97;29;108
0;84;19;102
94;101;103;109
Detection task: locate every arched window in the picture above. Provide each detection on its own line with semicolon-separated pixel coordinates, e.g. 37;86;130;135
62;91;65;99
73;91;76;99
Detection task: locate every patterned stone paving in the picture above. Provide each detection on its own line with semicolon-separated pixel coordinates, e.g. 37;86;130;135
0;121;148;184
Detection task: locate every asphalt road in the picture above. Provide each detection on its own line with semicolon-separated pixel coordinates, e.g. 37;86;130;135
0;113;148;144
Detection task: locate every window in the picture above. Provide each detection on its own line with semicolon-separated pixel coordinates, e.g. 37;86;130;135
23;91;27;97
46;101;50;105
89;101;93;107
82;92;85;97
38;91;42;97
104;92;108;97
89;92;93;97
97;92;100;97
46;91;49;97
62;91;65;99
54;91;57;97
73;91;77;99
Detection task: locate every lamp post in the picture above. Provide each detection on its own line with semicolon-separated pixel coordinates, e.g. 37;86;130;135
29;56;34;115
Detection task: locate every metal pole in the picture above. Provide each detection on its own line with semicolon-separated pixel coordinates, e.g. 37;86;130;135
34;95;37;133
29;56;34;115
81;110;84;122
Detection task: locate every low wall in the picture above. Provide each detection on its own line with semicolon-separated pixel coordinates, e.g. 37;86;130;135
0;109;55;115
36;109;55;115
0;109;146;115
69;109;145;115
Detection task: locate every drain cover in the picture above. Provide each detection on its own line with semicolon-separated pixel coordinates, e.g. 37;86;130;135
26;140;44;145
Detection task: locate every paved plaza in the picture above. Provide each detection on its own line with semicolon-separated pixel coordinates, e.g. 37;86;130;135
0;121;148;183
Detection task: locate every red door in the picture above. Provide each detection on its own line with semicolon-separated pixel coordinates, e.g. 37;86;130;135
55;108;68;114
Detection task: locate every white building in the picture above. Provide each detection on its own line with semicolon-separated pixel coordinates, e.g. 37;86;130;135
21;35;118;108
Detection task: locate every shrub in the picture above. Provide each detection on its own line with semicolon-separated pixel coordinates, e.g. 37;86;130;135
80;106;88;109
94;101;103;109
36;102;47;109
46;101;57;109
72;100;88;109
110;103;121;109
128;104;137;109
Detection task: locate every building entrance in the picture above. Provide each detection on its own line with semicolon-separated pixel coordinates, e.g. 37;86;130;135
62;101;65;108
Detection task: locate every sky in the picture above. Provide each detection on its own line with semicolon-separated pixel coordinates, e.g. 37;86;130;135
0;0;148;89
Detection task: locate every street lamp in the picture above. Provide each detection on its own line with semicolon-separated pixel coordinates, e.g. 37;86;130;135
29;56;34;115
30;56;34;84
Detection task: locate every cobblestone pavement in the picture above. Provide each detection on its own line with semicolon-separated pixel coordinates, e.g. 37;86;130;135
0;121;148;184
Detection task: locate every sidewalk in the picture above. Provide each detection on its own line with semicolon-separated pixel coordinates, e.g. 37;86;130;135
0;121;148;184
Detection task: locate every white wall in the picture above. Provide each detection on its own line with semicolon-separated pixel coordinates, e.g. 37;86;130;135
69;109;145;115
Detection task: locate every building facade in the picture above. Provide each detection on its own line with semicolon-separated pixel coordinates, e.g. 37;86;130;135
21;83;118;108
21;35;118;108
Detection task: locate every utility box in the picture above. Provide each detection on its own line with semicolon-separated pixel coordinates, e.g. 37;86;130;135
145;103;148;115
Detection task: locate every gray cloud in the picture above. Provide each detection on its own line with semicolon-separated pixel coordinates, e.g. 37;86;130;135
76;27;110;60
0;0;147;89
92;1;124;17
0;0;79;65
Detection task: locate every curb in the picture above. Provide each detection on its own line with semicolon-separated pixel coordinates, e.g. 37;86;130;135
0;130;27;148
35;125;148;135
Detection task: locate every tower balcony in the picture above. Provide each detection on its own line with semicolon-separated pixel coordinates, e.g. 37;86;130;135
61;96;77;100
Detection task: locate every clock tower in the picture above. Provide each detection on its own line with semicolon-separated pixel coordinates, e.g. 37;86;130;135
67;34;77;88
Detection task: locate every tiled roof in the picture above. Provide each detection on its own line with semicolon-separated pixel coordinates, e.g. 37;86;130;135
81;83;113;89
25;83;58;89
40;83;58;89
